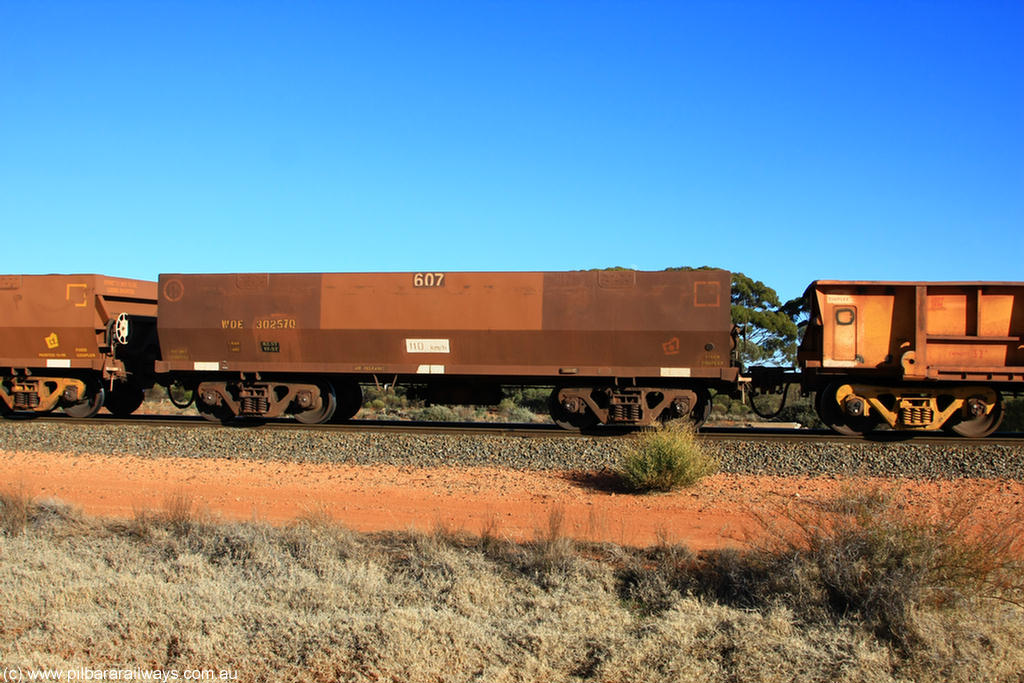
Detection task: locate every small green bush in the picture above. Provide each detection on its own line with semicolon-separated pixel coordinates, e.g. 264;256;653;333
774;390;824;428
503;387;551;414
411;404;462;422
618;423;718;493
1002;395;1024;432
498;394;544;422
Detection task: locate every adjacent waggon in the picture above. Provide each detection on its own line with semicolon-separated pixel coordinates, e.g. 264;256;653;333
0;274;159;418
796;280;1024;438
1;270;1021;437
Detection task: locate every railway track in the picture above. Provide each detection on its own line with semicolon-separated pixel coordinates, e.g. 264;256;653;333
8;412;1023;446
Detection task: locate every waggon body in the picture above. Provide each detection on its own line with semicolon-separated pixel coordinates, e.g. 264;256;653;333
0;274;159;416
798;280;1024;436
155;269;737;426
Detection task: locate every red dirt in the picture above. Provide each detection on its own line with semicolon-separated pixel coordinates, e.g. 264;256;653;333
3;450;1023;549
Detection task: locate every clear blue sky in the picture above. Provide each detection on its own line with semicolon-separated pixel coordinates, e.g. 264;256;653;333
2;1;1021;303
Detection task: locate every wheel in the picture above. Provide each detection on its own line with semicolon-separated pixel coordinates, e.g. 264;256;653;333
166;381;195;409
104;381;145;417
196;399;233;423
689;388;712;428
548;388;599;431
949;394;1004;438
63;382;105;418
658;388;712;428
330;381;363;422
816;383;878;436
195;384;234;423
294;382;337;424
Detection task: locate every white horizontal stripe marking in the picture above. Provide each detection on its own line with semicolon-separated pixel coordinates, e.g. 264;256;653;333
822;360;859;368
406;339;451;353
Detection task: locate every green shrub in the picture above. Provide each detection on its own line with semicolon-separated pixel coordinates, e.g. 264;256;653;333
411;404;462;422
510;406;537;423
709;392;752;421
617;423;718;493
503;387;551;414
496;397;517;417
361;385;413;412
1002;395;1024;432
775;392;824;428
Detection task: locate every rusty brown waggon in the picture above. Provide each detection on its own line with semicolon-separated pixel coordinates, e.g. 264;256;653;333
155;270;738;428
798;280;1024;437
0;274;159;417
4;270;1020;437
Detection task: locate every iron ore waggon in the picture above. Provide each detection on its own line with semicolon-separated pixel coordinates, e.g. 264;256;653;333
797;280;1024;437
154;269;738;427
2;270;1021;437
0;274;159;417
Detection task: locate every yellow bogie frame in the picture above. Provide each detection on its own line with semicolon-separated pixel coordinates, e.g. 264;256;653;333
834;383;1002;436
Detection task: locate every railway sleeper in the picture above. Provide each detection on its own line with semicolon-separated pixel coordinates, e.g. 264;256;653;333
196;380;333;422
553;386;704;428
831;384;1003;437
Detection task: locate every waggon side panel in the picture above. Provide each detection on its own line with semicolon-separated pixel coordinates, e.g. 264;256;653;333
156;270;736;381
320;272;544;331
801;281;1024;383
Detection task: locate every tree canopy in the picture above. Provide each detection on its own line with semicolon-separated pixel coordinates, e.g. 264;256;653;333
730;272;802;367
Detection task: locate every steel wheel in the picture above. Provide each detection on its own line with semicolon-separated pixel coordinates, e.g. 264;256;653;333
196;385;233;423
64;382;105;418
294;382;337;424
658;388;712;428
950;394;1004;438
166;381;195;409
689;388;712;428
104;381;145;417
196;400;232;423
816;383;877;436
330;381;363;422
548;388;599;431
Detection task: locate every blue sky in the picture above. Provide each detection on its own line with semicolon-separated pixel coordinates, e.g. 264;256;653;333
1;1;1021;303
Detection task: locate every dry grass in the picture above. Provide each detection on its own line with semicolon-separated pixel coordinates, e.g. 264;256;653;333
619;483;1024;657
0;484;31;535
128;489;209;541
740;483;1024;649
2;489;1024;681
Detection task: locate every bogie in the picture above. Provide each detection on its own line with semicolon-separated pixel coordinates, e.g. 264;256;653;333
814;383;1004;438
549;385;713;430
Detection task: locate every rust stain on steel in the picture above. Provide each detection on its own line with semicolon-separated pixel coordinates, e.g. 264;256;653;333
157;270;736;381
0;274;157;370
801;280;1024;383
